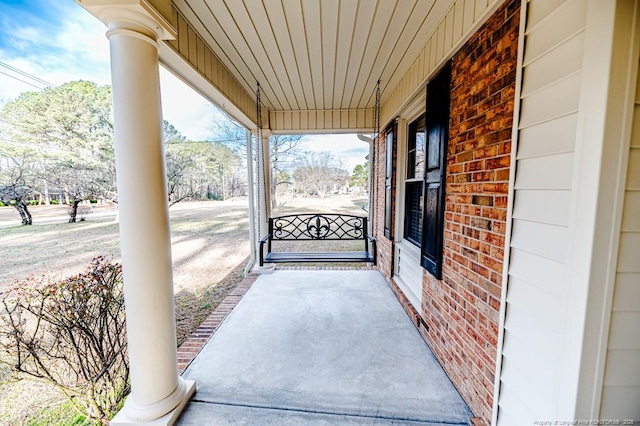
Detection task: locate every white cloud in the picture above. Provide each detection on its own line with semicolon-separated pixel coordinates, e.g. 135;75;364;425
159;67;217;141
0;1;111;101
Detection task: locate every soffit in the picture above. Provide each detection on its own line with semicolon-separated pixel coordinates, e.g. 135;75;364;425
173;0;446;112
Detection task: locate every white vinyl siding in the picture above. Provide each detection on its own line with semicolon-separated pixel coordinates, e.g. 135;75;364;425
599;65;640;419
394;240;423;313
497;0;586;422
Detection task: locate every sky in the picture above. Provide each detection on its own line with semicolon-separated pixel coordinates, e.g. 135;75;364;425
0;0;369;172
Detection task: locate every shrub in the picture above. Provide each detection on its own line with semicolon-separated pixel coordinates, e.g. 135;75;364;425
0;201;4;207
50;199;59;205
0;257;129;422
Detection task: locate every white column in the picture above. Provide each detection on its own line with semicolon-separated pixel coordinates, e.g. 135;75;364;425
81;4;195;424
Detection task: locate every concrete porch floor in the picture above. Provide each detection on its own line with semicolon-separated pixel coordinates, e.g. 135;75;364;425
177;270;472;425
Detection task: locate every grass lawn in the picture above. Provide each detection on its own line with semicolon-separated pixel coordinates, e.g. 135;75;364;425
0;194;369;424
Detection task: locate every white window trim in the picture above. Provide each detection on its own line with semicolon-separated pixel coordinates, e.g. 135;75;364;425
393;95;426;315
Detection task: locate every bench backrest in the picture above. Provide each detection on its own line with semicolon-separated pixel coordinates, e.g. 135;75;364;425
269;214;368;241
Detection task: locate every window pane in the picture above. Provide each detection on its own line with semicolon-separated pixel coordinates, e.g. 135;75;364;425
407;115;426;180
404;181;423;247
407;147;416;179
415;128;425;180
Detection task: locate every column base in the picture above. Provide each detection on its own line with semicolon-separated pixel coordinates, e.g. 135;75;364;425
252;264;276;274
110;379;196;425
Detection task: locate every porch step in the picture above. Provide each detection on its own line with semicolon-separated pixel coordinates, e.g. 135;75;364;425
178;401;470;425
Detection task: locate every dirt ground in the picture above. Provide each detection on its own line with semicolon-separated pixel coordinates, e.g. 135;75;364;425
0;194;368;424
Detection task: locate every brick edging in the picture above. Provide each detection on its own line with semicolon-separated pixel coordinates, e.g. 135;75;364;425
177;274;258;373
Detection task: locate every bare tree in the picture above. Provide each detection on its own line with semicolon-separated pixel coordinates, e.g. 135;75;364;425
210;115;305;208
0;147;38;225
293;151;349;198
165;139;243;206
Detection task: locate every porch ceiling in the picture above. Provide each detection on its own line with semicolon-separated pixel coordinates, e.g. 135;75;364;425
173;0;441;113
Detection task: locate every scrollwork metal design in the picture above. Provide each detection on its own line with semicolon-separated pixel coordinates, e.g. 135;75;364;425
270;214;366;240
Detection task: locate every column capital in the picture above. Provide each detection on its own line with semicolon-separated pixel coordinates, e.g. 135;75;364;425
77;0;176;41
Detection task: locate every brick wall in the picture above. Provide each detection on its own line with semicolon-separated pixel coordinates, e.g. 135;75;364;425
423;0;520;423
373;1;520;424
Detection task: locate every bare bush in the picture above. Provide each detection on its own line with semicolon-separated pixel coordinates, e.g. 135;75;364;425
0;257;129;422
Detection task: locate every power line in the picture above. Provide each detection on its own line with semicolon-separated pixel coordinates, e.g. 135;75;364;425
0;61;53;88
0;61;53;90
0;69;44;90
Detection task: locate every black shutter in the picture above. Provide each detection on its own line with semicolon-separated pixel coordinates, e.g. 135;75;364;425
383;122;396;239
421;62;451;279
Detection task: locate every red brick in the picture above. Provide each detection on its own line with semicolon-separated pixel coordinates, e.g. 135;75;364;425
371;1;520;423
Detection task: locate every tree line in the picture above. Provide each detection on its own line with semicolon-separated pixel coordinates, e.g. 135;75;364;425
0;80;368;225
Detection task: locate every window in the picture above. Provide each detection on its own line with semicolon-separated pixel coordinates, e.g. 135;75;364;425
421;62;451;280
384;122;396;239
404;115;426;247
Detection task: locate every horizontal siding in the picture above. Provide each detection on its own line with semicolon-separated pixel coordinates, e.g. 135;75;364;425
522;0;586;65
618;232;640;273
627;148;640;189
603;350;640;386
518;73;581;128
514;153;574;190
502;327;557;373
395;241;423;312
507;276;563;331
511;189;570;226
520;32;584;97
508;248;567;298
510;220;568;263
500;359;554;415
600;386;640;418
498;382;536;424
621;191;640;230
269;109;375;133
613;272;640;312
504;302;563;355
517;113;578;159
600;62;640;418
607;312;640;349
525;0;564;29
498;0;585;423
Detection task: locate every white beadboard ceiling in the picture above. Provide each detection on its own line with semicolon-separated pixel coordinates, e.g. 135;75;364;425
174;0;442;112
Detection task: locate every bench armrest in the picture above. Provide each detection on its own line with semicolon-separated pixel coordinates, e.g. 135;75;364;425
259;233;272;267
259;233;272;244
366;234;377;266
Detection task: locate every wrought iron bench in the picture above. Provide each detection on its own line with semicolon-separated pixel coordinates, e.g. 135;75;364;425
259;214;377;266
